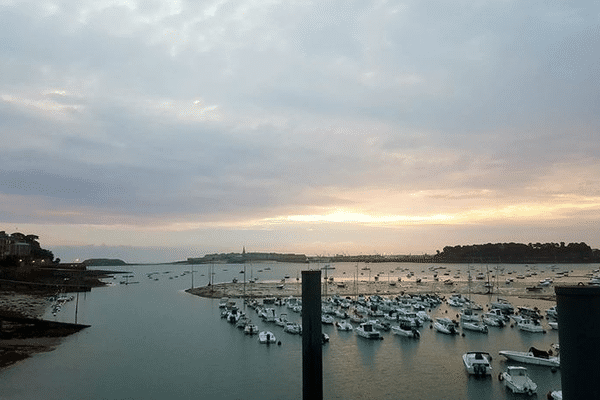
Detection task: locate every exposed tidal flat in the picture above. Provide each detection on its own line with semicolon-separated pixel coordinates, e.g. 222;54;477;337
0;261;592;399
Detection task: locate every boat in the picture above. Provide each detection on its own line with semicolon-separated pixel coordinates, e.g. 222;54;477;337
218;297;229;308
321;315;335;324
461;320;488;333
391;321;420;338
274;313;288;327
434;317;459;335
258;331;277;344
336;320;353;331
244;323;259;335
462;351;492;376
499;366;537;395
490;298;514;314
498;347;560;367
484;308;508;323
548;390;562;400
482;315;505;327
283;322;301;334
356;322;383;340
259;308;277;322
517;318;545;333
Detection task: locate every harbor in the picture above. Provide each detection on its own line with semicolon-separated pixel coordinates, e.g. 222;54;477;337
1;261;595;399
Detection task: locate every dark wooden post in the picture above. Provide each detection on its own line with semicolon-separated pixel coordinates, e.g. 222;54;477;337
302;270;322;400
555;285;600;399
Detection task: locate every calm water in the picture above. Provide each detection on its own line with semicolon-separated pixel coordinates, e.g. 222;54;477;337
0;262;579;399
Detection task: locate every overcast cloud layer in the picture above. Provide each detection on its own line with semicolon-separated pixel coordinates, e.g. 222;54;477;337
1;1;599;262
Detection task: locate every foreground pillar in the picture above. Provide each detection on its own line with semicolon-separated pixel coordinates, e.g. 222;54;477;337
555;285;600;399
302;270;322;400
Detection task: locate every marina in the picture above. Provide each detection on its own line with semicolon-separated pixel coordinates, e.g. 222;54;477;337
0;261;587;399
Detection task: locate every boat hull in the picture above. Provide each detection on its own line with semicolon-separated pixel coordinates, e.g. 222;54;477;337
498;351;560;367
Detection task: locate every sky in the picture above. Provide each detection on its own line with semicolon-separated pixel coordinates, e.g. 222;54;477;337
1;0;600;263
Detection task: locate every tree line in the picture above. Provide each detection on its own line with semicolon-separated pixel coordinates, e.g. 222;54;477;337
433;242;599;263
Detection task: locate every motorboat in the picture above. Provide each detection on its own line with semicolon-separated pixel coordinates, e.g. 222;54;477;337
283;322;301;334
517;318;545;333
370;319;391;332
460;307;481;322
546;306;558;319
490;298;514;314
321;315;335;324
434;317;459;335
483;309;507;327
482;315;505;327
218;297;229;308
356;322;383;340
286;297;299;309
336;320;353;331
548;390;562;400
244;323;259;335
391;321;420;338
274;313;288;327
499;366;537;395
462;351;492;376
260;308;277;323
498;347;560;367
236;315;249;329
258;331;277;344
461;320;488;333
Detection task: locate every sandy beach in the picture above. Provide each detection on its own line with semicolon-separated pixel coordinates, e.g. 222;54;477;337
186;270;594;309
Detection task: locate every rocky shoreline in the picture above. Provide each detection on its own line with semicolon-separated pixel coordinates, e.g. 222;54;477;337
0;291;57;370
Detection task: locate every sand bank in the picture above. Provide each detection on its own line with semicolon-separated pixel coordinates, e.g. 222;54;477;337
186;272;592;303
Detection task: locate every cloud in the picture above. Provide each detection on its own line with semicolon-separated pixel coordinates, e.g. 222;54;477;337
1;0;599;254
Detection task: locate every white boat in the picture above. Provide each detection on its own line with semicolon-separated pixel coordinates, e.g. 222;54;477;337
462;351;492;376
260;308;277;323
462;320;488;333
286;297;299;309
369;319;391;332
336;320;353;331
321;315;335;324
548;321;558;330
498;347;560;367
218;297;229;308
356;322;383;340
482;315;505;327
283;322;301;334
546;306;558;319
391;321;420;338
483;309;507;327
460;308;480;322
274;313;288;327
490;298;514;313
434;317;459;335
499;366;537;395
548;390;562;400
517;318;545;333
244;323;259;335
258;331;277;344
